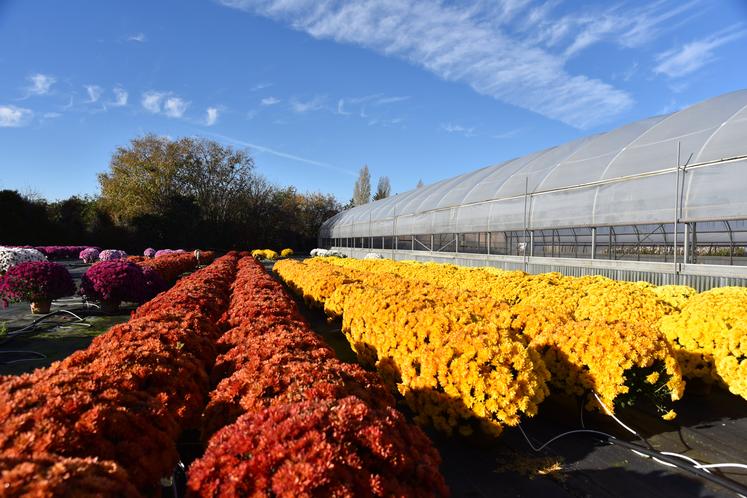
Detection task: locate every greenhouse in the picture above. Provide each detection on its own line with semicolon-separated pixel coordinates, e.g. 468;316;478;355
320;89;747;290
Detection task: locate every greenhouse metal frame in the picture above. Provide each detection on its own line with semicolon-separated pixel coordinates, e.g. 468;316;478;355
320;90;747;290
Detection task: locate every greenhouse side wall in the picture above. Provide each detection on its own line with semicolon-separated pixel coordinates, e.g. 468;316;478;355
319;90;747;291
326;246;747;291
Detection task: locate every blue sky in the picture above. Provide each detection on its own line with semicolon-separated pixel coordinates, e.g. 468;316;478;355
1;0;746;203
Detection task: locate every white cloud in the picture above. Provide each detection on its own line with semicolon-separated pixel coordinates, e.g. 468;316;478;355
290;95;325;113
84;85;103;103
112;87;128;106
521;0;701;54
218;1;656;127
207;132;356;176
26;73;55;95
128;32;146;42
260;96;281;106
613;62;639;82
250;82;272;91
441;122;475;137
142;91;166;113
141;91;189;118
205;107;219;126
374;95;410;105
493;128;524;139
163;97;189;118
654;24;746;78
336;99;350;115
0;105;33;127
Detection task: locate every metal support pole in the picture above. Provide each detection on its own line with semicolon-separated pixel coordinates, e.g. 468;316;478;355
430;234;434;252
393;206;397;258
523;177;529;271
591;227;597;260
412;235;415;251
634;225;641;262
551;230;556;258
487;232;491;255
683;223;689;266
455;233;459;253
692;222;697;264
674;141;681;280
529;231;534;257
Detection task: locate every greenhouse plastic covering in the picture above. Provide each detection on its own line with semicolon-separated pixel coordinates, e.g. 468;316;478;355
321;90;747;241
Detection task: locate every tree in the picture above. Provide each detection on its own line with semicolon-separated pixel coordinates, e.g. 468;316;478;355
352;165;371;206
416;179;425;188
0;190;51;244
98;134;263;247
98;135;256;226
373;176;391;201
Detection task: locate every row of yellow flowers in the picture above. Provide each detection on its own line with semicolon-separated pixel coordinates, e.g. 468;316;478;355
250;248;294;260
274;258;687;435
276;258;550;436
660;287;747;398
322;257;745;401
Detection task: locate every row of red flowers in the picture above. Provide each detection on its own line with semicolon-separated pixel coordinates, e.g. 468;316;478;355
131;250;215;284
188;256;449;497
77;251;218;310
0;253;239;496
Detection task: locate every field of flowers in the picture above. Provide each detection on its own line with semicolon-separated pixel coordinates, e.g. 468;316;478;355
2;247;743;494
190;256;447;496
1;249;214;315
0;254;238;494
0;253;449;496
274;257;747;436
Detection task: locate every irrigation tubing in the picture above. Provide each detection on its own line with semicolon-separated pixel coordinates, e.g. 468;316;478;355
0;350;47;365
518;393;747;497
610;438;747;497
0;309;92;346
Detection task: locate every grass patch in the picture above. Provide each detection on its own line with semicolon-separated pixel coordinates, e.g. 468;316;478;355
0;313;130;376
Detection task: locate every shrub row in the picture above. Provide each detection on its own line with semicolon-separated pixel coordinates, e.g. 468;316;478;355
188;256;448;497
17;245;98;260
136;250;215;284
77;252;217;308
0;254;239;495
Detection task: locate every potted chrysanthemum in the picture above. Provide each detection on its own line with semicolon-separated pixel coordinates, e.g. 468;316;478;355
0;261;76;313
79;261;148;313
98;249;128;261
79;247;100;264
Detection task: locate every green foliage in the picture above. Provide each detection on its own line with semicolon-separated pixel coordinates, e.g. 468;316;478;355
615;362;672;415
1;134;341;252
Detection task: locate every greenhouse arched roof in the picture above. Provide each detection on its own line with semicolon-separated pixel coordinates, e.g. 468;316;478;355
321;89;747;238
